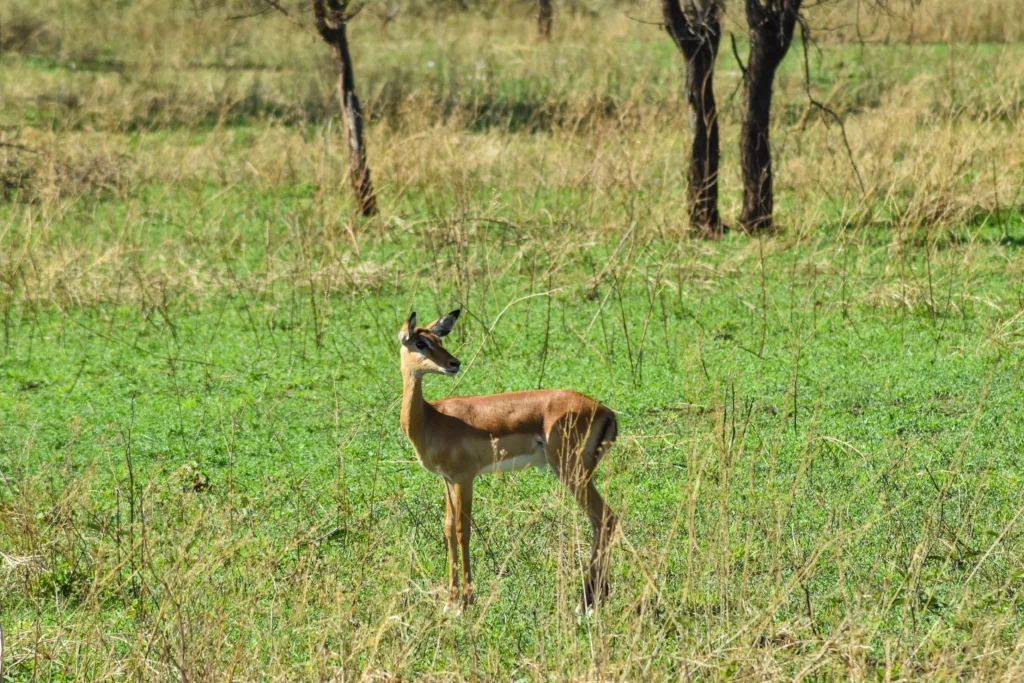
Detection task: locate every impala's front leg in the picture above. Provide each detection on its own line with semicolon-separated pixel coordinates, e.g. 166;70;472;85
452;478;475;607
443;481;459;610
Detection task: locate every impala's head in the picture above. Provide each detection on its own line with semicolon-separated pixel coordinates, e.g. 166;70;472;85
399;310;462;377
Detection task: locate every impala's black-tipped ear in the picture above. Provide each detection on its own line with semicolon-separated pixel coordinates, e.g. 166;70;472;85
430;309;461;338
399;311;417;343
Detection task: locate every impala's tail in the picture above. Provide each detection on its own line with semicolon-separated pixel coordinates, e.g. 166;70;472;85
592;412;618;466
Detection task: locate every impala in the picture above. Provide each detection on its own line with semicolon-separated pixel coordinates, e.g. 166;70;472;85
398;309;619;612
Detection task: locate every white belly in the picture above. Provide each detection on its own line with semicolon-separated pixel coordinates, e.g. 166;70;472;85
479;452;548;475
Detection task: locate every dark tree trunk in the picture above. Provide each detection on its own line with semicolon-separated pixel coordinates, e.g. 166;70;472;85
739;0;800;233
314;0;378;216
538;0;553;39
683;29;721;235
663;1;724;239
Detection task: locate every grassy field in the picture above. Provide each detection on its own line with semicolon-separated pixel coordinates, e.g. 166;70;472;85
3;0;1024;679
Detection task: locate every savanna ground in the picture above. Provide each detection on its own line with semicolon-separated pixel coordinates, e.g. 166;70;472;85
2;0;1024;679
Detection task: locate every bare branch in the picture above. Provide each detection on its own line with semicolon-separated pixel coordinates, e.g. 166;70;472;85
798;18;866;195
730;32;747;77
227;6;273;21
623;13;666;28
258;0;311;34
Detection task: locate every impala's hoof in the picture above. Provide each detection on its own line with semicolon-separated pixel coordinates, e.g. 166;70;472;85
444;586;461;615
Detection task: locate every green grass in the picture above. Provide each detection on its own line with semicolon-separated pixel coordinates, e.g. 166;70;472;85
4;189;1024;678
3;1;1024;680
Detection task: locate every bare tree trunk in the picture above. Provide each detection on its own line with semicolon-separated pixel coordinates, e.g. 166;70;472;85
663;1;724;239
739;0;800;233
315;0;377;216
538;0;553;39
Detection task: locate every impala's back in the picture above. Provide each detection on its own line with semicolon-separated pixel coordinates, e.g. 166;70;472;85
434;388;616;476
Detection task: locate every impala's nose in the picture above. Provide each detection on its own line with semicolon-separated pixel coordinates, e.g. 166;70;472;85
450;359;461;371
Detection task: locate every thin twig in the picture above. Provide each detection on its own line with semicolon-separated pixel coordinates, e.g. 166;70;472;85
727;32;748;103
798;20;866;195
449;288;568;396
0;141;47;156
730;32;747;77
257;0;314;34
624;13;669;27
227;6;273;21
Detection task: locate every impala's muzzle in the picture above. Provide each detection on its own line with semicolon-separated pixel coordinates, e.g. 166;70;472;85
444;359;461;376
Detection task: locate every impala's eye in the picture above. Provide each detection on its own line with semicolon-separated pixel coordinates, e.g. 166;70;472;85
415;340;427;350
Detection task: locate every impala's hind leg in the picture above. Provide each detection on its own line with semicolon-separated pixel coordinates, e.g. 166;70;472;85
576;480;616;609
547;416;617;611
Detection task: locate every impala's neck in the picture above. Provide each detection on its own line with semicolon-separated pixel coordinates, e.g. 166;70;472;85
400;362;429;451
